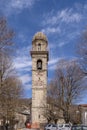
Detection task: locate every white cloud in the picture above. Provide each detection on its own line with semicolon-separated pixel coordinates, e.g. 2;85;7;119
48;64;57;70
43;8;82;26
17;33;27;43
84;4;87;10
10;0;34;9
41;7;83;38
48;57;61;70
24;84;32;90
48;41;66;49
19;74;31;84
18;74;32;91
42;11;58;25
16;45;32;57
48;57;78;70
13;54;32;90
58;42;66;47
0;0;39;16
13;47;32;91
48;42;61;49
41;27;61;35
14;56;31;69
58;9;82;23
48;58;59;65
14;45;32;64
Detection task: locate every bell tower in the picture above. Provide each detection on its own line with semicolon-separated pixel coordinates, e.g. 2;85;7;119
30;32;49;127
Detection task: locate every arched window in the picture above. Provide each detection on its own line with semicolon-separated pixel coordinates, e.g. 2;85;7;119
37;59;42;70
38;43;41;51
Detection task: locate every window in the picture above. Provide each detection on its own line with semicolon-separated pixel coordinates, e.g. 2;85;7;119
38;115;40;119
38;43;41;51
37;59;42;70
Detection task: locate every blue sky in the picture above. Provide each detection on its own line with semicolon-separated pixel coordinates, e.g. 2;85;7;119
0;0;87;103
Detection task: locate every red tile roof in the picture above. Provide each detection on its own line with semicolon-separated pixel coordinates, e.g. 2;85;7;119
79;104;87;107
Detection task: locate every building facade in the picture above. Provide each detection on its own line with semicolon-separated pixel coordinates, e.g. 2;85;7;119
30;32;49;127
79;104;87;125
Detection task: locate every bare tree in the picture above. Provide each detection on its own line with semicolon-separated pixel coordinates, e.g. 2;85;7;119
0;17;14;53
0;48;23;127
0;17;15;86
69;105;81;124
48;59;85;123
77;29;87;74
0;76;22;126
0;17;23;128
43;96;62;124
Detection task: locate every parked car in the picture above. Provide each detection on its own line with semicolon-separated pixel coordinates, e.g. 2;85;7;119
71;125;87;130
45;124;58;130
57;124;71;130
57;124;63;130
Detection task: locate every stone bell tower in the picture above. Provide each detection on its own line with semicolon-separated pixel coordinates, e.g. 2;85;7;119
30;32;49;127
